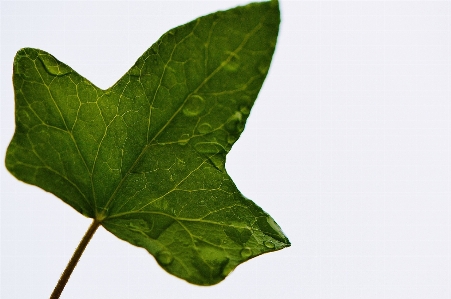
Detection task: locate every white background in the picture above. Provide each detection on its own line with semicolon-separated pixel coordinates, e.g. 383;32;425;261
1;1;450;298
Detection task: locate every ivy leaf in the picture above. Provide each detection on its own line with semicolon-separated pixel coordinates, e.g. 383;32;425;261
5;0;289;285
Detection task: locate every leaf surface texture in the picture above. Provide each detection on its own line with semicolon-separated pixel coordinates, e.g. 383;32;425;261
6;1;290;285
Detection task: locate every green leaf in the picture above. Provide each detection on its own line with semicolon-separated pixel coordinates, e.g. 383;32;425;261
5;1;289;285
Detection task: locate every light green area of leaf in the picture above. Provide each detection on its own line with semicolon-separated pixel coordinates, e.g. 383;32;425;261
5;1;289;285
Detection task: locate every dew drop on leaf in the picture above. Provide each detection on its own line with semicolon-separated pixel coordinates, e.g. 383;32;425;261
240;247;252;258
197;123;212;134
178;134;190;145
225;112;244;133
239;106;250;115
224;52;240;72
208;154;225;171
38;54;72;76
264;240;275;249
156;251;174;265
183;95;205;116
221;262;235;277
129;65;141;76
232;111;243;121
256;216;288;243
267;217;285;236
194;142;220;154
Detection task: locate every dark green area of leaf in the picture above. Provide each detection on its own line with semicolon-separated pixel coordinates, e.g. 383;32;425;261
5;0;289;285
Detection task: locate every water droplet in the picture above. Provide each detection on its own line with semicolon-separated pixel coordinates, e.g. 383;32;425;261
156;251;173;265
221;262;235;277
264;240;275;249
232;111;242;121
224;52;240;72
116;219;150;233
183;95;205;117
38;54;72;76
194;142;221;154
208;154;225;171
225;112;244;133
194;239;230;278
267;217;284;236
240;247;252;259
129;65;141;76
197;123;212;134
257;216;287;243
178;134;190;145
239;106;250;115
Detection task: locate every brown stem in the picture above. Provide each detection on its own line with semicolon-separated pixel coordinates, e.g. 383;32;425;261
50;219;100;299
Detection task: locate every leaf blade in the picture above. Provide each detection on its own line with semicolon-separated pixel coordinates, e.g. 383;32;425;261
5;1;289;286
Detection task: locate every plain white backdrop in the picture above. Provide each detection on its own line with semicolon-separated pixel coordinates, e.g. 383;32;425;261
1;1;450;298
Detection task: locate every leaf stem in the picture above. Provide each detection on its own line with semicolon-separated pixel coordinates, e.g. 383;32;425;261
50;219;100;299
